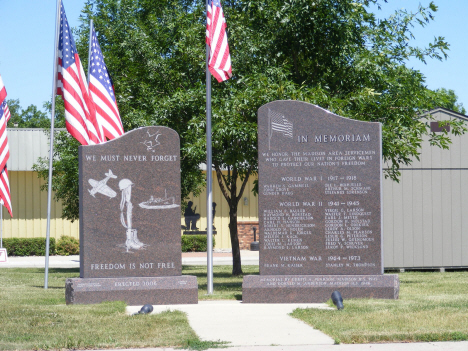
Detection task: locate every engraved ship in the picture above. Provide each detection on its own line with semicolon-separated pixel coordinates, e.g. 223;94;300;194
139;189;179;209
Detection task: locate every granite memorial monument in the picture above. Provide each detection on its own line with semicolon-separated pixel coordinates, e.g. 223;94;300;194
65;126;198;305
242;101;399;303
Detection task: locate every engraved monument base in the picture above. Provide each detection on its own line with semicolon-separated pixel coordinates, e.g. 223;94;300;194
65;276;198;305
242;274;399;303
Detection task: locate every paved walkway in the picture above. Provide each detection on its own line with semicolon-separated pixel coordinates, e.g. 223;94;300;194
127;301;334;347
110;343;468;351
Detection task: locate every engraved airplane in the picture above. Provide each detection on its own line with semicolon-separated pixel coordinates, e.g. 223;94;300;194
88;170;117;198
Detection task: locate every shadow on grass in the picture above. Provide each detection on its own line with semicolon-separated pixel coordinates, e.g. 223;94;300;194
49;268;80;274
198;282;242;290
182;266;259;278
10;268;80;274
179;339;230;350
184;270;238;279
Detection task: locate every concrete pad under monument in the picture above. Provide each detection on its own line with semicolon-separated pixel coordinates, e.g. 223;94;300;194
242;101;399;303
65;126;197;305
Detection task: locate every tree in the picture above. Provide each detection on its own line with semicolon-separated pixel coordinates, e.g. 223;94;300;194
35;0;466;275
434;88;466;115
5;99;22;128
6;99;57;128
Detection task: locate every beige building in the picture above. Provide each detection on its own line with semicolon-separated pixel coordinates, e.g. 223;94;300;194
6;108;468;269
4;128;78;240
383;107;468;269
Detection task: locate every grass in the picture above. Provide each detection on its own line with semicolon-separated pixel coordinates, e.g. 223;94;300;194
291;271;468;344
0;267;224;350
183;265;258;300
2;266;468;348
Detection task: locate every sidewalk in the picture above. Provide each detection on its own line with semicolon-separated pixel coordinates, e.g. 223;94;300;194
128;301;335;347
113;343;468;351
0;250;259;268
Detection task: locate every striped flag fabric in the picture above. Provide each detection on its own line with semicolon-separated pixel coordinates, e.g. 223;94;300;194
89;24;124;140
206;0;232;83
3;103;10;122
0;75;12;217
0;101;11;170
0;168;12;218
0;75;6;103
57;2;102;145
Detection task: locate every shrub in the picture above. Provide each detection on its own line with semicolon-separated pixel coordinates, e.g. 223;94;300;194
181;235;216;252
56;236;80;256
2;237;56;256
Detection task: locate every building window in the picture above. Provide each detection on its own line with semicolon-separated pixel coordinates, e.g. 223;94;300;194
430;121;450;133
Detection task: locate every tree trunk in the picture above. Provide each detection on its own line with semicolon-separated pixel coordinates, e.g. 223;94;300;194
214;164;253;276
229;204;242;275
228;167;242;275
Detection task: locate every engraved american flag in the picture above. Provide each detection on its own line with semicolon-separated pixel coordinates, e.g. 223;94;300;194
269;109;293;138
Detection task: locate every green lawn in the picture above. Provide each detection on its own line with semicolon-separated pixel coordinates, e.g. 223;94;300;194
184;265;258;300
1;266;468;349
0;268;220;350
291;271;468;344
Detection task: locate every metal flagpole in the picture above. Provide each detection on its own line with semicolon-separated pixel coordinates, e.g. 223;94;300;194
44;0;62;289
206;0;214;295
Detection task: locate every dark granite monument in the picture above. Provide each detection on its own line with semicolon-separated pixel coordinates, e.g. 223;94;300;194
242;101;399;303
65;126;197;305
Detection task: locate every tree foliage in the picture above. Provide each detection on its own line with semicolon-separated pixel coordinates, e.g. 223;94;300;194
34;0;466;274
5;99;62;129
434;88;466;115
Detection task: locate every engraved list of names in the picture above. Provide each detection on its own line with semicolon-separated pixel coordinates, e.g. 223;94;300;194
258;101;383;276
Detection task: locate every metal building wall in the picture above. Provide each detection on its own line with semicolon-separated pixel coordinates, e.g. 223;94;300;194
7;128;51;171
383;108;468;269
2;171;79;240
2;128;79;240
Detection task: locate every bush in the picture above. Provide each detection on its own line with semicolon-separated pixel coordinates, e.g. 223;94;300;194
181;235;216;252
2;237;56;256
56;236;80;256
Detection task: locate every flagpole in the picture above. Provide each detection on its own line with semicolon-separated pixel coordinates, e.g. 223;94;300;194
44;0;62;289
206;0;214;295
87;20;93;83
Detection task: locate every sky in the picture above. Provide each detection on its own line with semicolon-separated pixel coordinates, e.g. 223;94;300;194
0;0;467;114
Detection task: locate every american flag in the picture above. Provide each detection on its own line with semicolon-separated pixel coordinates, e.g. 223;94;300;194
0;75;12;217
2;103;10;122
57;2;102;145
0;80;10;122
206;0;232;83
89;24;124;141
269;109;293;138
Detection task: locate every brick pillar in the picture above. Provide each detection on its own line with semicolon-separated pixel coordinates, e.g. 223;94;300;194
237;221;259;250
